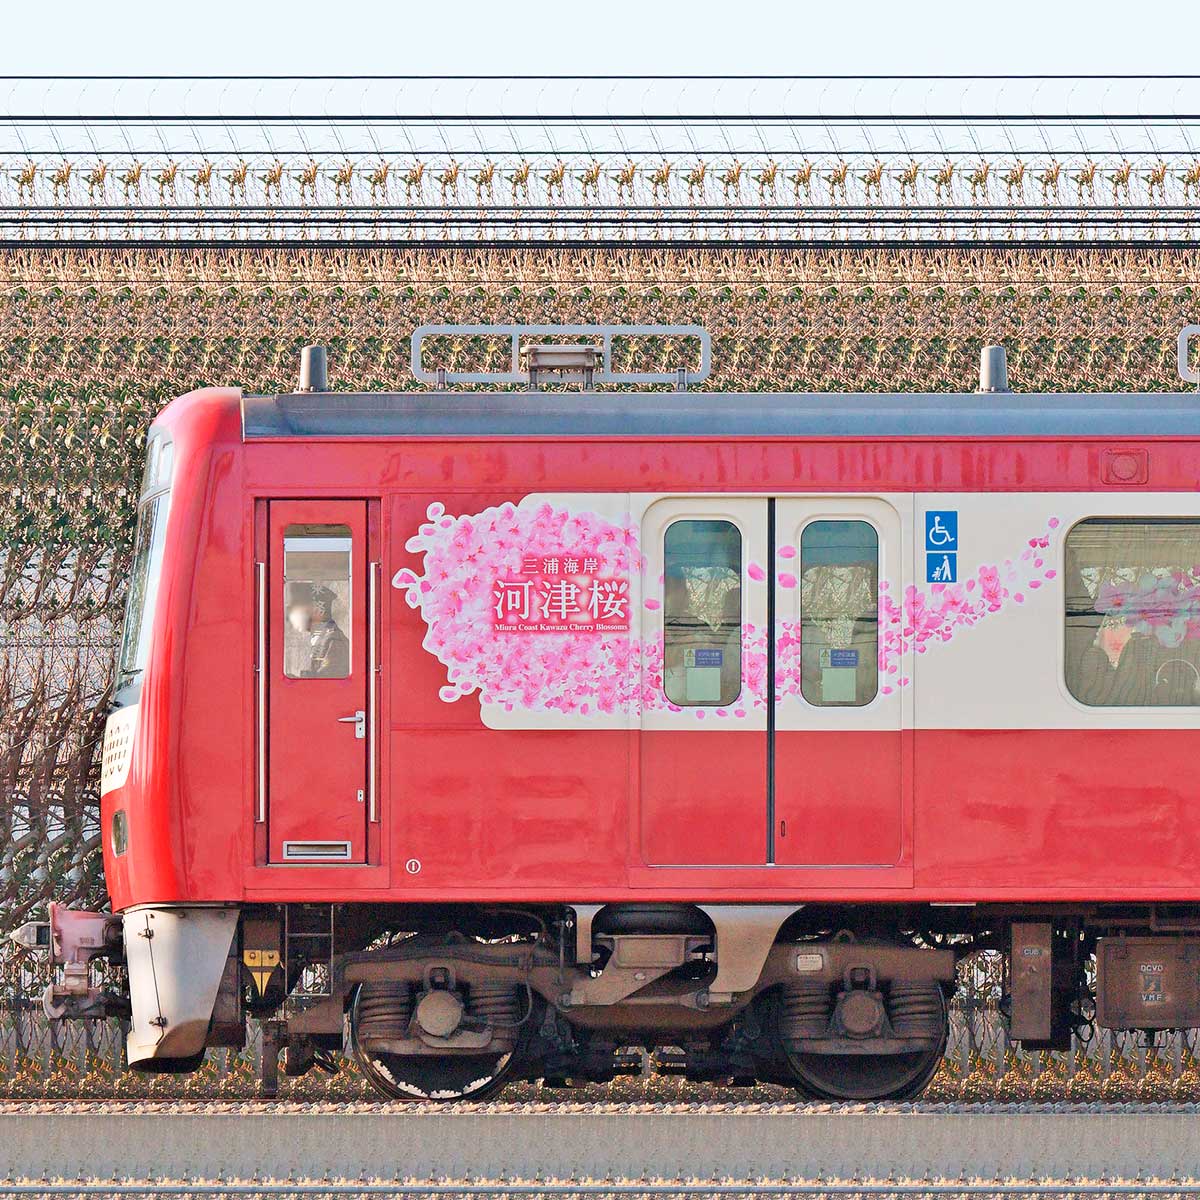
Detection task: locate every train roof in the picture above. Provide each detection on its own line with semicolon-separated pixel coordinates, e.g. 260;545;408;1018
241;389;1200;441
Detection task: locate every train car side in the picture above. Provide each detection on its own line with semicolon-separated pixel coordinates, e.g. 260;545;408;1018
29;359;1200;1101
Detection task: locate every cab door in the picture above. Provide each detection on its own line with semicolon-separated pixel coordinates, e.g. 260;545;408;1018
772;497;911;866
266;500;370;863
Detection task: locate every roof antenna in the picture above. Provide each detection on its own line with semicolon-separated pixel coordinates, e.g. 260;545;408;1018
978;344;1009;393
297;345;329;393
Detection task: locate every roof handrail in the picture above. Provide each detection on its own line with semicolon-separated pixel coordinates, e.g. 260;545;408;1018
410;323;711;390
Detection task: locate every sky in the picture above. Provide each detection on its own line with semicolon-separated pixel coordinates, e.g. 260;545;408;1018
0;0;1196;77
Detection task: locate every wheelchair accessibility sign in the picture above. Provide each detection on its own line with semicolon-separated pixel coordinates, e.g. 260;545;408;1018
925;511;958;582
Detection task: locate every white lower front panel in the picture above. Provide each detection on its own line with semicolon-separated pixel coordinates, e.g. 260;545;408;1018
123;904;238;1067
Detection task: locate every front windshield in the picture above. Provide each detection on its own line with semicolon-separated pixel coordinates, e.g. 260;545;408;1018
116;490;170;692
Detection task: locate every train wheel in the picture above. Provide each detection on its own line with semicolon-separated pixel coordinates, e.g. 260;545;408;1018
349;983;522;1103
353;1044;519;1102
781;985;948;1103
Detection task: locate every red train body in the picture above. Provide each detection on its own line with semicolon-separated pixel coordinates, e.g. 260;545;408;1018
33;333;1200;1101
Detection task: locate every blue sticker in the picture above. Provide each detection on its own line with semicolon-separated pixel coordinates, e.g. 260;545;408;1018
925;510;958;551
926;552;958;583
828;649;859;668
690;648;724;667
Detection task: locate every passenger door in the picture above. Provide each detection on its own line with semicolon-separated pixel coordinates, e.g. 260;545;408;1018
772;497;910;866
638;498;770;865
266;500;371;863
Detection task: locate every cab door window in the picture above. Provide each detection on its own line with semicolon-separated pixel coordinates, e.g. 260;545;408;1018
283;525;352;679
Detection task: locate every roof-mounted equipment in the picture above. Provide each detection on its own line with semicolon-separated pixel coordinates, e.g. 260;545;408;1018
521;343;602;392
978;344;1010;394
296;344;329;393
410;324;711;392
1179;325;1200;388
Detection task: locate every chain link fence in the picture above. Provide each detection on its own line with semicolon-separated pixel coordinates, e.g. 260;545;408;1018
6;954;1200;1101
3;243;1200;1100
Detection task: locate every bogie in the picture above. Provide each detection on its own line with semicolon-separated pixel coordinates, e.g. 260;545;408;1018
242;903;963;1102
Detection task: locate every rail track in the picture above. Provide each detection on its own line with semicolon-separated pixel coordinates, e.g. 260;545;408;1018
4;1105;1200;1187
1;1187;1200;1198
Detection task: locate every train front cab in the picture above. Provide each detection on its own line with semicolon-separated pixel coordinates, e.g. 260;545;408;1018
68;390;385;1071
90;393;247;1071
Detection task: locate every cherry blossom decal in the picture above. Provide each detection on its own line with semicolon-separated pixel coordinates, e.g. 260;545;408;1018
872;517;1061;694
394;500;770;719
493;552;631;635
394;501;643;714
395;500;1061;717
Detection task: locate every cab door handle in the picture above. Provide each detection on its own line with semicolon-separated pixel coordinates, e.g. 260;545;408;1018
338;710;366;739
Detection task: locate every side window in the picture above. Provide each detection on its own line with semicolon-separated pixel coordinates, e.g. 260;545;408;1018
800;519;879;707
283;524;352;679
1065;517;1200;707
663;519;742;707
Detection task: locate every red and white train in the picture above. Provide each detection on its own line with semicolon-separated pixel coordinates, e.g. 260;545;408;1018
21;324;1200;1101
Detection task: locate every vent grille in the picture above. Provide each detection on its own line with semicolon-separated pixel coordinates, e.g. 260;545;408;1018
100;705;138;797
281;840;352;861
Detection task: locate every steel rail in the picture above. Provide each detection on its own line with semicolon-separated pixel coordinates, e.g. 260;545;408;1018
0;221;1190;233
0;1185;1197;1197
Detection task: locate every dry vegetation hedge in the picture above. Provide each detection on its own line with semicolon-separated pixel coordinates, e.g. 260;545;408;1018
1;243;1197;1095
